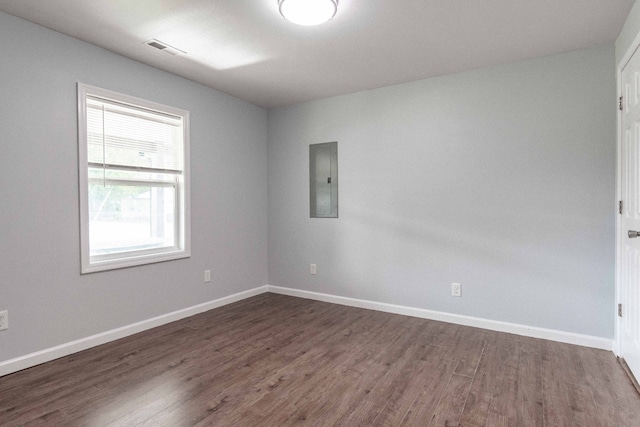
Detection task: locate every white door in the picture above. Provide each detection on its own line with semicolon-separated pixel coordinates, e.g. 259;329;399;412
620;46;640;378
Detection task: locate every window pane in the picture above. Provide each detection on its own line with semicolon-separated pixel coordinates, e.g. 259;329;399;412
89;183;176;256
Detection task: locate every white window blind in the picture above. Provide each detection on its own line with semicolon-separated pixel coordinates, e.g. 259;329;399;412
86;96;184;174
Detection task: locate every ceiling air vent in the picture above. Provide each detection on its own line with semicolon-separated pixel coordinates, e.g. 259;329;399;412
144;39;185;56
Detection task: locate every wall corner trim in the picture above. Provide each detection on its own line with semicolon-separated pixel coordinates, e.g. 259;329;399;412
0;286;269;378
266;285;613;351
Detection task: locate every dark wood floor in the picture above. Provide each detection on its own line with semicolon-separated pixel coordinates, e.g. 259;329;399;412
1;293;639;426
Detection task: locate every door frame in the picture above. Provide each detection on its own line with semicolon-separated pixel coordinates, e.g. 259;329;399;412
615;33;640;357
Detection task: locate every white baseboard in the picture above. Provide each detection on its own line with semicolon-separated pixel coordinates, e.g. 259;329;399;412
267;285;613;351
1;284;613;378
0;286;269;378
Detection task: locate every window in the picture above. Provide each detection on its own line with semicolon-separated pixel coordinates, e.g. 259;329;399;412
78;83;190;273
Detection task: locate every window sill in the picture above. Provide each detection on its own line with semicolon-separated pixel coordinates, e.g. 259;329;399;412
81;249;190;274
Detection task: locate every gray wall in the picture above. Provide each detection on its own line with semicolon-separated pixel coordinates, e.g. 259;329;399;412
268;46;616;338
0;12;268;362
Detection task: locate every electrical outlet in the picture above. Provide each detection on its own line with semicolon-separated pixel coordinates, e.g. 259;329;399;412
451;283;461;297
0;311;8;331
310;264;317;275
204;270;211;283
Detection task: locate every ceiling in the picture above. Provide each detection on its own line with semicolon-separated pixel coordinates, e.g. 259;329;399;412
0;0;635;108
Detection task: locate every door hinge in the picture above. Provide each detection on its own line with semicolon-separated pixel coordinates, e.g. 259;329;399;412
620;200;624;215
620;96;624;111
619;303;623;317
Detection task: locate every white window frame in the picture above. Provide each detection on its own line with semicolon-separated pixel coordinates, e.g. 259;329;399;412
77;83;191;273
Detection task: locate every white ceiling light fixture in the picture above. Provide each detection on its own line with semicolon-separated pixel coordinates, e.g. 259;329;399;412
278;0;338;26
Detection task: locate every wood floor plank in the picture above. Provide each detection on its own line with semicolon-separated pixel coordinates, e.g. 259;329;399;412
397;357;459;426
514;348;544;426
427;373;473;427
1;293;640;426
485;411;509;427
458;367;492;426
